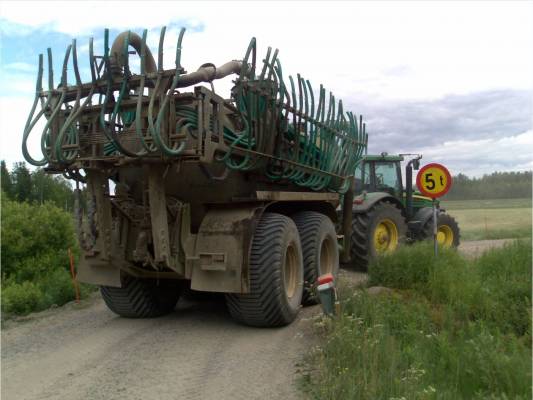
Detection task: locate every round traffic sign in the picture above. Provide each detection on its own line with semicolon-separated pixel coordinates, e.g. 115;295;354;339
416;163;452;198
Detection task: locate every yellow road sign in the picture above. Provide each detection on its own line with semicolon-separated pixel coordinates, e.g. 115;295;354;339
416;163;452;198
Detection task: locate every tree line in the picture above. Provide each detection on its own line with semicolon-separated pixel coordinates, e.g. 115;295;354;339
443;171;532;200
1;160;75;210
1;161;531;206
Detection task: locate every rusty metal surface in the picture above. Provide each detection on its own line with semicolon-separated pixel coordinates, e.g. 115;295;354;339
190;205;262;293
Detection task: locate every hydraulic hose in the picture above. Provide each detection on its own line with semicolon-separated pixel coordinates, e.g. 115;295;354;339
21;26;368;194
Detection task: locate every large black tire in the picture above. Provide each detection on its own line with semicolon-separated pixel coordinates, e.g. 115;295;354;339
351;201;407;271
292;211;339;305
225;213;304;327
101;275;181;318
421;212;461;248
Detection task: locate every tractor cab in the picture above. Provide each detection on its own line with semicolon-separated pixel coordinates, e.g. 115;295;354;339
354;153;404;198
346;152;460;270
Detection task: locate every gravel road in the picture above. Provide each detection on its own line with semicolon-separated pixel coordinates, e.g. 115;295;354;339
1;293;322;400
1;240;510;400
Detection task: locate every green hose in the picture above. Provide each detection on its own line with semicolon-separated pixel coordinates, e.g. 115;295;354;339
21;27;367;194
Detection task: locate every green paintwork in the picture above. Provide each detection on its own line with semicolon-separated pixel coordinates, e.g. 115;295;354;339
401;192;438;211
363;154;404;162
355;155;440;216
352;191;403;212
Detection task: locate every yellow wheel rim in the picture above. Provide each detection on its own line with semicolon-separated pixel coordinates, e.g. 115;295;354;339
284;243;298;299
437;225;454;248
319;237;336;275
373;219;399;254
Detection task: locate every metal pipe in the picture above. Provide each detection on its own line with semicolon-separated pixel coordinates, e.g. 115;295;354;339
177;61;242;87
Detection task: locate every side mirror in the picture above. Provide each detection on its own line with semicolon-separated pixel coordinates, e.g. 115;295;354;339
413;159;420;170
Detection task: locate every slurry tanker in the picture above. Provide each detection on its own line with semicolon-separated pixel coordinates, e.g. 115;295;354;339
22;27;368;326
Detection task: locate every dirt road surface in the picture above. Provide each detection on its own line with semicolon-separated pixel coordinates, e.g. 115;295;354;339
2;293;323;400
1;240;509;400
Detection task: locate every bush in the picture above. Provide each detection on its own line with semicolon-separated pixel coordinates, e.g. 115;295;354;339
1;195;93;316
1;197;78;280
38;269;77;309
1;281;43;315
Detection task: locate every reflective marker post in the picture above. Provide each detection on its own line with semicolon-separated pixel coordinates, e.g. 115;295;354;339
316;273;338;316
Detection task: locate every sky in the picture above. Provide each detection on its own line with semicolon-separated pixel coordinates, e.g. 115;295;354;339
0;1;532;177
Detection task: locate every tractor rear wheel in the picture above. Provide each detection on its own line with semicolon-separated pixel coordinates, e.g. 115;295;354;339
293;211;339;305
350;201;407;271
100;275;181;318
225;212;304;327
422;212;460;248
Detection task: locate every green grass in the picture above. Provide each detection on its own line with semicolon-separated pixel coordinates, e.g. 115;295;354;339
301;241;532;400
439;198;532;241
441;198;531;210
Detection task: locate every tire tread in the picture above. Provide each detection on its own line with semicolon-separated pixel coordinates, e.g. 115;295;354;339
226;213;302;327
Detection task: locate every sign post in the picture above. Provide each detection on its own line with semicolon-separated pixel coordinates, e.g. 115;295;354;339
416;163;453;256
432;199;438;255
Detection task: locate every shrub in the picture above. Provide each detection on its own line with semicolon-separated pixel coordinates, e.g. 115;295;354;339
1;195;92;316
1;197;77;280
38;269;77;309
1;281;43;315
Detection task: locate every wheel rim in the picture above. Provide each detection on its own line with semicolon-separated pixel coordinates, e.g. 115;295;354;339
284;243;298;299
437;225;454;247
319;236;336;275
373;218;399;254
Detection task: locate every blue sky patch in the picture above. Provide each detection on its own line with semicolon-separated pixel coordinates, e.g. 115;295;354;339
0;18;204;96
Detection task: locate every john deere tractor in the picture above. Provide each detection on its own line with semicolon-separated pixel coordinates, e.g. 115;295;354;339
343;153;460;270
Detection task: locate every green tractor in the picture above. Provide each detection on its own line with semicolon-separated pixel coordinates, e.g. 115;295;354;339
342;153;460;270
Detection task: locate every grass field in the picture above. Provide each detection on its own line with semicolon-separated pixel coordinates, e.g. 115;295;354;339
440;198;532;241
302;241;532;400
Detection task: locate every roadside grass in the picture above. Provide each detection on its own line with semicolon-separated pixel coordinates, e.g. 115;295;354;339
440;198;531;241
301;241;532;400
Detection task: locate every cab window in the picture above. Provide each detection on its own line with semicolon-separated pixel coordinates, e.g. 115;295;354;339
374;162;400;193
354;162;372;191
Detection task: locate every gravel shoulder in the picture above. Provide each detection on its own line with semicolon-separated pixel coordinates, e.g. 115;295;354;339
1;240;509;400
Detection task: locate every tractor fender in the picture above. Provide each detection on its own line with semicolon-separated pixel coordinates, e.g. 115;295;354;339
352;192;404;214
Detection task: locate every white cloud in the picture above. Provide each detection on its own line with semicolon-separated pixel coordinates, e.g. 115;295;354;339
412;131;533;177
0;73;35;96
1;1;532;100
0;97;37;166
0;1;532;176
2;62;36;73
